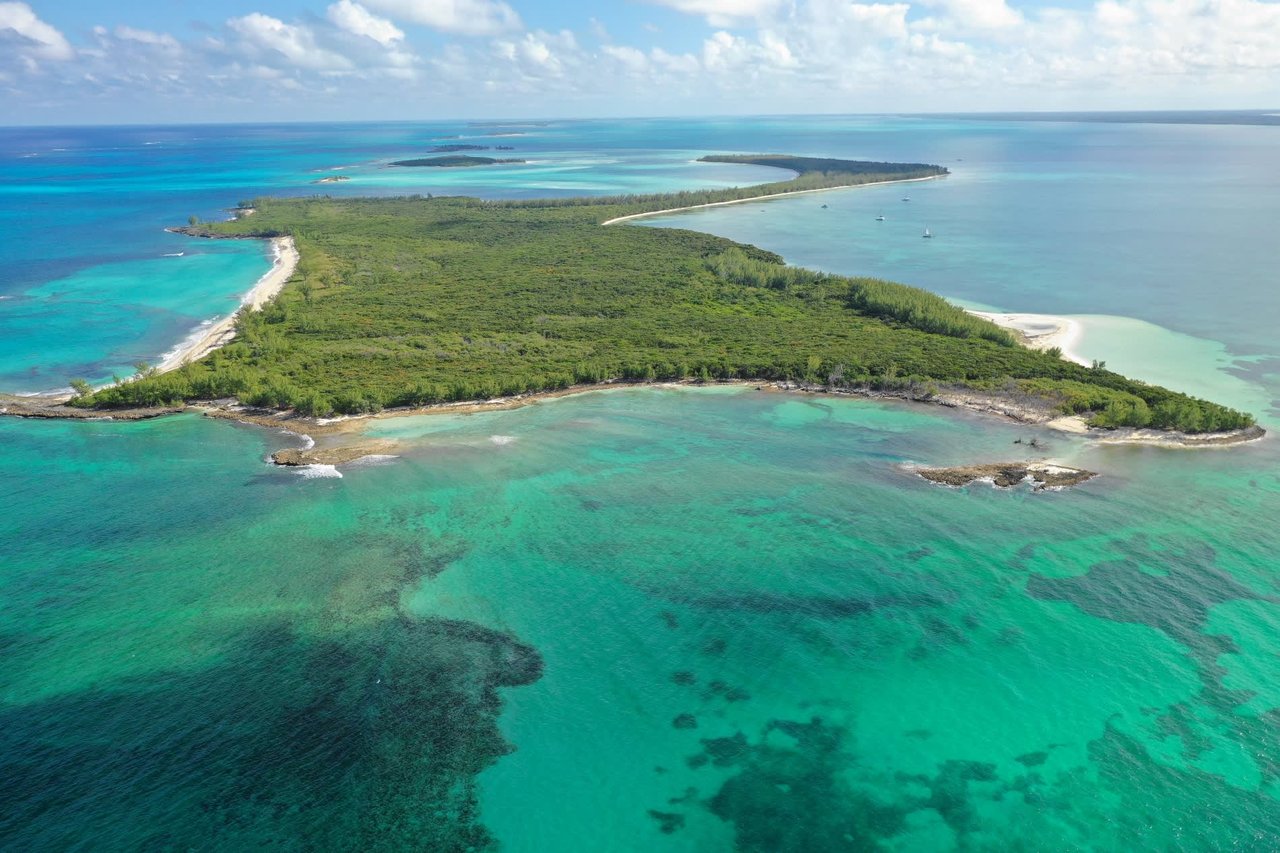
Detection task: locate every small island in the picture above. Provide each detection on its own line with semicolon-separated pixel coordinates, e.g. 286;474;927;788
14;153;1256;448
312;175;350;184
391;155;526;168
915;462;1097;490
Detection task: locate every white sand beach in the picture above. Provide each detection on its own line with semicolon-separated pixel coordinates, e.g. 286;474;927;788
969;311;1090;366
156;236;298;374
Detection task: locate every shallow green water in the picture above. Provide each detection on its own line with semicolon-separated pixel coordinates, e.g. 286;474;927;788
4;388;1279;849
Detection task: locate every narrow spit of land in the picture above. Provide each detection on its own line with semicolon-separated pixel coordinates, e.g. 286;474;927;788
3;153;1259;445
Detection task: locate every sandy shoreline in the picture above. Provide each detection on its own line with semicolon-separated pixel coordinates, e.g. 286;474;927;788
155;236;298;374
600;174;944;226
969;311;1090;366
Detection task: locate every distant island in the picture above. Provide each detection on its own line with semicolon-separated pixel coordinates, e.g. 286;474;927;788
698;154;944;176
427;144;491;153
391;155;526;168
32;154;1256;440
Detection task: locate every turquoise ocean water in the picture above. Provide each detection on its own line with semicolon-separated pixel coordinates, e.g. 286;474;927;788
3;117;1280;850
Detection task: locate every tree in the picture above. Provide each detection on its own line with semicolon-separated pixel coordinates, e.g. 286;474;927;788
69;379;93;399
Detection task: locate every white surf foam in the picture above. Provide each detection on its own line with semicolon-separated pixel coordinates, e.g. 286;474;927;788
347;454;400;467
157;317;221;367
489;435;517;445
296;464;342;479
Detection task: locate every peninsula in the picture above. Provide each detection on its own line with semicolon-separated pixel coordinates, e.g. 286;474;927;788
41;155;1258;438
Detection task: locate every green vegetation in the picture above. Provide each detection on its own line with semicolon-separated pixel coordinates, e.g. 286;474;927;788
708;249;1016;346
700;154;944;177
80;156;1254;433
391;156;525;167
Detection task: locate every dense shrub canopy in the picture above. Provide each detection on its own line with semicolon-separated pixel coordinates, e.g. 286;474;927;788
82;157;1254;433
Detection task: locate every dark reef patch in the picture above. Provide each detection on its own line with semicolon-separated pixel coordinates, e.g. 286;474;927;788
696;718;908;851
1027;534;1280;804
0;616;541;851
1026;539;1273;646
701;637;728;655
679;590;947;620
647;810;686;834
1086;721;1280;847
706;680;751;703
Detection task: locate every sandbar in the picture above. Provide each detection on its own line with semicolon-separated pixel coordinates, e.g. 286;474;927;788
969;311;1089;366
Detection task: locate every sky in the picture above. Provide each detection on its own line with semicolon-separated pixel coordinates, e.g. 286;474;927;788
2;0;1278;124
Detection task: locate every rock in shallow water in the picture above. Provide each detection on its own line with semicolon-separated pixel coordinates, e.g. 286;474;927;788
916;462;1096;490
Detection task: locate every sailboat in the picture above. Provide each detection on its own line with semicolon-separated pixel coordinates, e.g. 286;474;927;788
922;226;932;238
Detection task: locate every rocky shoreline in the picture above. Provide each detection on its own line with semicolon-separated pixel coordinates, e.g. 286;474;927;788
914;462;1098;490
270;440;399;467
2;380;1265;454
0;395;180;421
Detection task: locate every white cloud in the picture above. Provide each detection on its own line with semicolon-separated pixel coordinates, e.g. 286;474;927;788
114;26;181;54
6;0;1280;121
327;1;404;47
363;0;521;36
646;0;782;27
0;2;73;61
492;29;579;81
845;4;911;40
228;12;353;71
602;44;648;72
914;0;1023;33
651;47;700;74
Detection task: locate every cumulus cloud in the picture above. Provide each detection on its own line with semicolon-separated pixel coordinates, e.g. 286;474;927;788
658;0;1280;104
0;2;73;62
5;0;1280;120
362;0;521;36
645;0;782;26
327;0;404;46
228;12;353;71
602;44;648;72
491;29;580;82
914;0;1023;34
